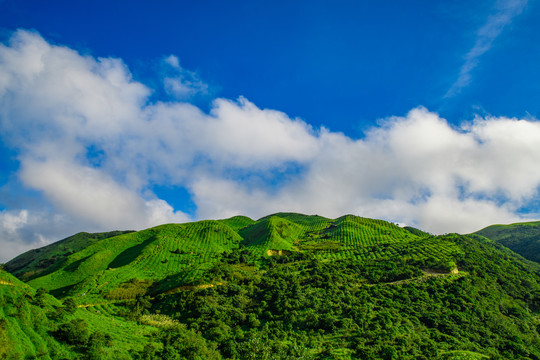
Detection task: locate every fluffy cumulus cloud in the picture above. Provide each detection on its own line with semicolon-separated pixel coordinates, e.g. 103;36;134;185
0;209;70;262
0;29;539;261
190;108;538;232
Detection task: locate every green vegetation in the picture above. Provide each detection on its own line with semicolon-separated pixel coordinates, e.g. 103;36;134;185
474;221;540;263
5;230;133;281
0;268;154;359
2;213;540;359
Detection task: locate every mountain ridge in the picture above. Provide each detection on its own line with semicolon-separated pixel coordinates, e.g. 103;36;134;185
1;213;540;359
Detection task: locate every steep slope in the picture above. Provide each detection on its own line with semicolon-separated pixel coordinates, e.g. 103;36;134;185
25;221;244;299
0;267;160;359
5;230;133;281
240;215;304;253
0;269;68;359
474;221;540;263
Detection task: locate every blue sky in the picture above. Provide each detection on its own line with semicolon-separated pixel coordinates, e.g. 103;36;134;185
1;0;539;261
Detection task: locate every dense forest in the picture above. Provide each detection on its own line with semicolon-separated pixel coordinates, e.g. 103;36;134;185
1;213;539;359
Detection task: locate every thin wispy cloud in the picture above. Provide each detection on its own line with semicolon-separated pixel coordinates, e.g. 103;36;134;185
445;0;528;97
162;55;209;99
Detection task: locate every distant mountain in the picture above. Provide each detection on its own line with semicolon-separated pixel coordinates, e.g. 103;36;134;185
474;221;540;263
2;213;540;359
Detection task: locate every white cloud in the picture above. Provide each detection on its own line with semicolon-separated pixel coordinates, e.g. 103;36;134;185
415;196;522;234
446;0;528;97
0;209;70;263
190;107;540;233
164;54;180;68
1;209;28;234
1;29;540;262
19;159;189;230
162;54;208;99
203;97;319;167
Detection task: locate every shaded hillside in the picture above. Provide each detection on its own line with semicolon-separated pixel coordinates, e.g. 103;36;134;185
239;215;303;253
4;230;133;281
474;221;540;263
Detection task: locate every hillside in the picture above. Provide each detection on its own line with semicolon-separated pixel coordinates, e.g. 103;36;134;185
0;269;66;359
474;221;540;263
0;266;159;359
8;213;431;301
2;213;540;359
4;230;134;281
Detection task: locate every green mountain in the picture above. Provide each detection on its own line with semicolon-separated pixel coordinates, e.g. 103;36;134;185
474;221;540;263
2;213;540;359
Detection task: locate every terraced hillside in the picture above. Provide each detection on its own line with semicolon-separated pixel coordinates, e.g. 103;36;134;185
3;213;540;359
7;213;459;301
21;221;245;300
475;221;540;263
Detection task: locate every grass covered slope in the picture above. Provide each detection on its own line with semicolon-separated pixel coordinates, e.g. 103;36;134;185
0;268;158;360
22;221;245;299
3;213;540;359
240;215;304;253
474;221;540;263
4;230;133;281
10;214;434;301
0;269;68;359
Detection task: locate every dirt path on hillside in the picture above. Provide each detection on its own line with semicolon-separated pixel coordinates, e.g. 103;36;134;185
78;302;114;308
0;280;14;286
164;282;225;295
370;268;463;286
